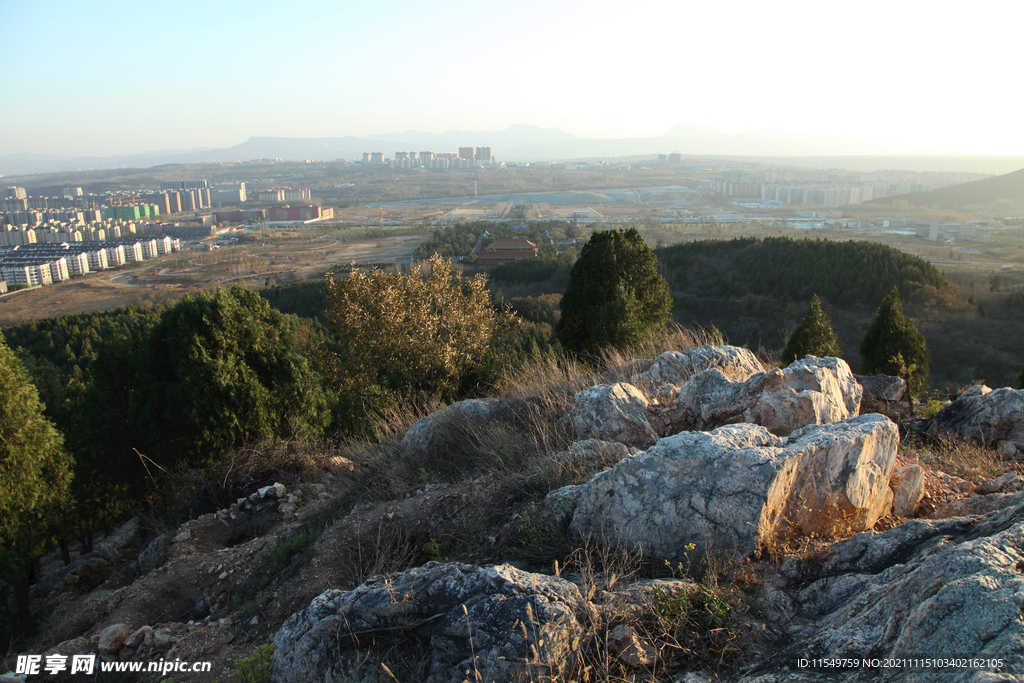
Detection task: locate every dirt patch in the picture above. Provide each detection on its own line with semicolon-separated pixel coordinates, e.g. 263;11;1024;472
0;233;428;325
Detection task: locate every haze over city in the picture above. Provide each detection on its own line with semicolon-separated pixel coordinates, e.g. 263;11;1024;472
4;0;1022;159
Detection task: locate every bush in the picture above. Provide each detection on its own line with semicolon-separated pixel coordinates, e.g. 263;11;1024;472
322;256;522;406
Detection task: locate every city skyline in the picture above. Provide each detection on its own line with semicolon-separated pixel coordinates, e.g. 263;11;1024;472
3;0;1022;158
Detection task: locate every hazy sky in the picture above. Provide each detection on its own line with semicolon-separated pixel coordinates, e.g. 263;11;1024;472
3;0;1021;157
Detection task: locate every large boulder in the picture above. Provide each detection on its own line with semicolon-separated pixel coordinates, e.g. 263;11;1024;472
630;344;765;402
857;373;908;404
925;385;1024;443
746;501;1024;682
557;414;898;560
402;399;506;456
272;562;591;683
557;383;658;448
648;356;862;437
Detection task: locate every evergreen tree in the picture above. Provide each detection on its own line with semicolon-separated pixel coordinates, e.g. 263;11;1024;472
556;228;672;354
0;334;73;637
860;287;931;397
781;295;842;364
130;286;333;468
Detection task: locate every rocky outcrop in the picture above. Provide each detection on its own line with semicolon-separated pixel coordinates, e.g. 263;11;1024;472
557;383;659;448
857;373;907;404
272;562;592;683
137;534;170;575
402;398;507;456
629;344;765;402
553;415;898;560
648;356;863;438
925;385;1024;443
746;501;1024;682
889;464;925;517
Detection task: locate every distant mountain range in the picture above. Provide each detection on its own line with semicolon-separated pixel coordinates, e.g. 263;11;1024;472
865;167;1024;209
1;124;1021;177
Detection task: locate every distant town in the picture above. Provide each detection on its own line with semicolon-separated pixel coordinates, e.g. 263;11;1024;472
0;145;1008;292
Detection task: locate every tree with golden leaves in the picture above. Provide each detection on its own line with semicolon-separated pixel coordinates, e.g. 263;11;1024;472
323;256;521;410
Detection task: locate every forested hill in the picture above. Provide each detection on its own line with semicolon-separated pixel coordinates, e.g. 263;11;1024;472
656;237;951;308
865;167;1024;209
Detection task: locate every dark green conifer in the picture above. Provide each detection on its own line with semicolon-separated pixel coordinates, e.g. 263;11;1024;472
860;287;930;397
781;294;842;364
556;228;672;355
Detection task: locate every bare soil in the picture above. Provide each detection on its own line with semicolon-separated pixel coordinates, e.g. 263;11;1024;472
0;233;428;326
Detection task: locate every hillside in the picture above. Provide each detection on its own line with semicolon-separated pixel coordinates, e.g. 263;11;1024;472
4;339;1024;682
865;166;1024;209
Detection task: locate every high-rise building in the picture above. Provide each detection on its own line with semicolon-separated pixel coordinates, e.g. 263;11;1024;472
475;147;492;163
63;187;84;198
4;187;27;200
212;182;247;204
370;152;385;165
459;147;474;160
160;180;209;191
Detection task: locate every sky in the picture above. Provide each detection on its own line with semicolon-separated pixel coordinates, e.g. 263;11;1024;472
2;0;1023;157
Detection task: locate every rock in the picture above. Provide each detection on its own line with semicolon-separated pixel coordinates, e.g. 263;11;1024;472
45;636;91;657
557;383;658;448
889;464;925;516
273;562;592;683
997;440;1019;459
744;502;1024;681
259;482;287;499
856;374;908;403
630;344;765;402
402;398;507;456
152;628;172;650
606;624;656;667
652;356;862;437
323;455;354;471
97;623;129;653
563;415;898;559
125;626;150;649
171;529;191;544
977;472;1024;495
137;534;170;574
539;485;581;530
925;385;1024;443
931;491;1024;520
552;439;632;475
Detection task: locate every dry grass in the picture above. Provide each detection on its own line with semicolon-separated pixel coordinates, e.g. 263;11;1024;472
906;433;1023;483
498;324;724;420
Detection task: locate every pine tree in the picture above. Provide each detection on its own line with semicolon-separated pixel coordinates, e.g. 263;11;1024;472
860;287;930;397
0;333;73;636
556;228;672;355
130;286;333;468
782;294;842;364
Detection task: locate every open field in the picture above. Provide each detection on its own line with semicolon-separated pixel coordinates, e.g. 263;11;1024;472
0;232;429;325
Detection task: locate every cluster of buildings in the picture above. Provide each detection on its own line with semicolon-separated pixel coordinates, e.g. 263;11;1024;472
914;221;994;243
213;205;333;223
709;180;916;207
0;236;180;287
1;215;219;247
362;146;494;169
